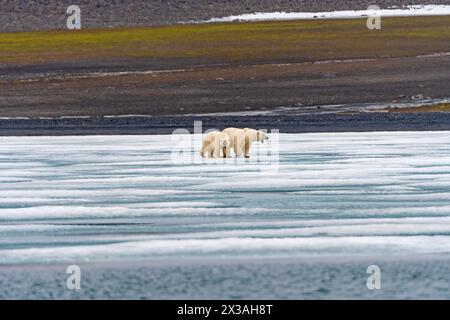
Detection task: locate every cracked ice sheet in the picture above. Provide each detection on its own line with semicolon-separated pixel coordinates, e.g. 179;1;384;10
1;132;450;264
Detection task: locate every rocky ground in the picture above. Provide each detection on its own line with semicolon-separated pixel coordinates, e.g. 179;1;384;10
1;53;449;119
1;0;450;32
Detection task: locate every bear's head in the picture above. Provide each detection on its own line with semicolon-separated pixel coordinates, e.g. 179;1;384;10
256;130;269;143
219;132;231;147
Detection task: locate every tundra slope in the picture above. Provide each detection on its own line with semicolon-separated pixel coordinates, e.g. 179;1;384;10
1;17;450;123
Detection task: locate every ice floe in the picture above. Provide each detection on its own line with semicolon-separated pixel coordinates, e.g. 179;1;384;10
1;132;450;264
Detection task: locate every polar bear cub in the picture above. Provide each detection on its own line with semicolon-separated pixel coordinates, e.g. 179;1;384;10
223;127;268;158
200;130;231;158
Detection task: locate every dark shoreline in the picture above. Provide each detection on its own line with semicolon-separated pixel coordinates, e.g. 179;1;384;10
2;112;450;136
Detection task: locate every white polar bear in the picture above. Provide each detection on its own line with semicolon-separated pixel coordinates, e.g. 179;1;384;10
222;127;245;158
223;127;268;158
242;128;268;158
200;131;231;158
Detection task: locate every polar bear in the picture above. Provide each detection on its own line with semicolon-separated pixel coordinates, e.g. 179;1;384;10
200;130;231;158
223;127;268;158
242;128;268;158
222;127;245;158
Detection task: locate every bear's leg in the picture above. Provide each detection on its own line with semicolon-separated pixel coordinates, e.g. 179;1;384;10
233;136;239;158
225;146;231;158
211;143;219;158
235;145;242;158
244;136;251;158
200;141;209;158
214;146;221;158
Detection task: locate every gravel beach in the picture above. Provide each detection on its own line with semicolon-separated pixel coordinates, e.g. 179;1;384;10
2;112;450;136
2;0;450;32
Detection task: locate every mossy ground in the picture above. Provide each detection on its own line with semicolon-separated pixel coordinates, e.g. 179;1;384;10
387;104;450;113
1;16;450;65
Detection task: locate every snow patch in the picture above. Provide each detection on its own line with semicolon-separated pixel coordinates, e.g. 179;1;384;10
202;5;450;23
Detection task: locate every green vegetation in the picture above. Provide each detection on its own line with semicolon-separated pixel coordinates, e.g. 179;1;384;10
387;103;450;113
1;16;450;65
